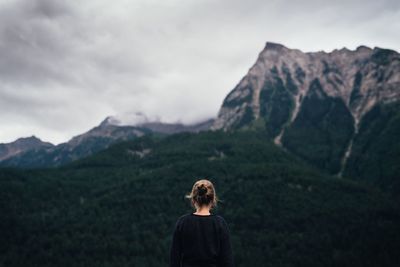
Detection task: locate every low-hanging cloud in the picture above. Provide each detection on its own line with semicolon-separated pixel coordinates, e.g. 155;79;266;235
0;0;399;144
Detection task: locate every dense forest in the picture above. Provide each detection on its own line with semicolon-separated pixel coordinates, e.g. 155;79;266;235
1;130;399;267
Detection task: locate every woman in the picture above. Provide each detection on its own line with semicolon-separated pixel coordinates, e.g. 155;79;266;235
169;179;234;267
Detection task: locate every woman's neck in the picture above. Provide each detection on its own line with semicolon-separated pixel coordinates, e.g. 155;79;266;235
194;206;211;215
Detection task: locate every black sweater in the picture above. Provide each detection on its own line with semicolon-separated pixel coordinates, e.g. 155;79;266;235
169;213;234;267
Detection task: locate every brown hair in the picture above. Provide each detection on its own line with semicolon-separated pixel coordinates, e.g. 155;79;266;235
185;179;219;210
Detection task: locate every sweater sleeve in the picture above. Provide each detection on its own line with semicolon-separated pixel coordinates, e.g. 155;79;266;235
169;219;182;267
218;218;234;267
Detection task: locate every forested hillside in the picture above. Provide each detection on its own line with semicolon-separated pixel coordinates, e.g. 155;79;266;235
1;130;399;267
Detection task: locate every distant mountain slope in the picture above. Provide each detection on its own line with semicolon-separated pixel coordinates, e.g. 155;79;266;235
0;116;214;169
343;101;400;192
0;136;53;161
1;130;399;267
138;118;214;134
212;42;400;181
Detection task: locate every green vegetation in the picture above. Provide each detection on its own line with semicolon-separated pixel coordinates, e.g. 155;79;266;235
295;67;306;84
350;71;363;107
241;117;267;131
1;130;399;267
371;49;398;66
282;65;298;94
344;103;400;195
233;105;256;129
260;77;295;138
282;79;354;174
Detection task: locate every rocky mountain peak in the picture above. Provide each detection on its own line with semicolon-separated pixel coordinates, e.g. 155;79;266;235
212;42;399;131
14;135;41;144
356;45;372;52
264;42;288;51
99;116;121;127
0;135;54;161
12;135;53;147
211;42;400;175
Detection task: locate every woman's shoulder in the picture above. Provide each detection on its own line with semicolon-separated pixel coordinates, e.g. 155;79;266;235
174;213;229;232
176;213;226;222
215;214;229;225
176;213;191;223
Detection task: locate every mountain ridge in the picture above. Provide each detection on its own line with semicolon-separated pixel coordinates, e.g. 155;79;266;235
0;135;53;161
211;42;400;177
212;42;400;131
0;116;214;168
1;41;399;178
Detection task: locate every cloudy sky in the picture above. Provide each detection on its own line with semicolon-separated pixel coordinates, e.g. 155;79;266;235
1;0;399;145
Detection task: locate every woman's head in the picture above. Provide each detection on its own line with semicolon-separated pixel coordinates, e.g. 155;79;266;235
185;179;219;210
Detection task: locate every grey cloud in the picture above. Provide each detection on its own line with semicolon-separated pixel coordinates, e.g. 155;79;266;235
30;0;72;18
0;0;399;144
0;0;76;85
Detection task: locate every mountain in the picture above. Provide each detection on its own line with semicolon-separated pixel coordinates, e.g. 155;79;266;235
2;42;399;190
0;135;54;161
138;118;214;134
212;42;400;187
1;130;399;267
0;116;214;169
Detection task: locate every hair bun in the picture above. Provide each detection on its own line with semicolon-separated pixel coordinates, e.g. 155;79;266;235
198;185;207;196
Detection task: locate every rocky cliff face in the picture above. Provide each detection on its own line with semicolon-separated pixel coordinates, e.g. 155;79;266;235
212;42;400;176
